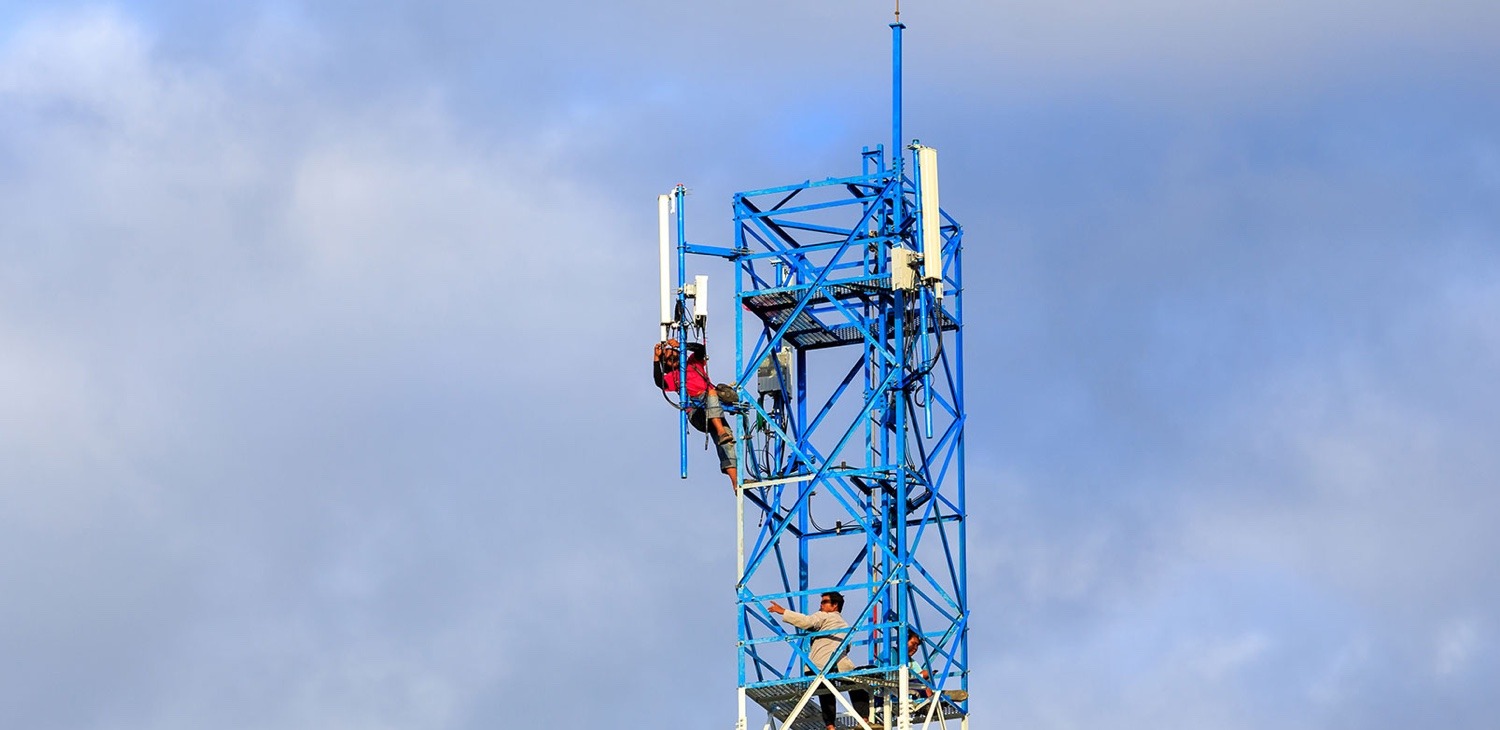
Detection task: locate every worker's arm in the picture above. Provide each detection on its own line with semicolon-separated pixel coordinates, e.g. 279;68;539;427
770;605;821;630
652;359;666;389
651;341;670;389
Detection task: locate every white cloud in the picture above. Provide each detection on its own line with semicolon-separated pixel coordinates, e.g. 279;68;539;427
919;0;1500;97
0;8;664;729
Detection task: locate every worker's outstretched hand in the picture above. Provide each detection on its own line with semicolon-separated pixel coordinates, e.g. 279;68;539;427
767;602;786;615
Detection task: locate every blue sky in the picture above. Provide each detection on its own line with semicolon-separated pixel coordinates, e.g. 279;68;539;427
2;2;1497;728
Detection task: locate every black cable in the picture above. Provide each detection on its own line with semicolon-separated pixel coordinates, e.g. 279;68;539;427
807;491;830;533
906;316;945;381
654;357;685;409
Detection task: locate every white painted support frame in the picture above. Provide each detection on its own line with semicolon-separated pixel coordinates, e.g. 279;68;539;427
779;674;881;730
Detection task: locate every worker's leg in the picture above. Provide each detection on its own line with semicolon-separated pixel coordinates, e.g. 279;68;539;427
706;389;739;488
713;436;738;486
851;688;871;725
818;691;837;730
704;390;733;443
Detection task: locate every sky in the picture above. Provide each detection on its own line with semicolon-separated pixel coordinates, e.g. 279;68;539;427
1;1;1498;728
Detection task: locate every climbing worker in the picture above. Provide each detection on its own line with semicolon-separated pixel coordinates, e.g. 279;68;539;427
768;592;872;730
652;338;738;488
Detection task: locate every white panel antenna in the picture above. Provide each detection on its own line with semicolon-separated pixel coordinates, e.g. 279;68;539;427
658;193;672;339
916;145;943;298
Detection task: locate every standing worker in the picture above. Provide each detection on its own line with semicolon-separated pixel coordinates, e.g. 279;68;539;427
768;591;872;730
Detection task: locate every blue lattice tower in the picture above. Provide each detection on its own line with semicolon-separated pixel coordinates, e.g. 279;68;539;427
657;19;968;730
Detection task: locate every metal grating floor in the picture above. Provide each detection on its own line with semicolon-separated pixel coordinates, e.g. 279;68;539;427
743;280;958;352
745;677;966;729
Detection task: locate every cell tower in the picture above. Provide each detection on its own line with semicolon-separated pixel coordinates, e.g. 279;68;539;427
657;16;967;730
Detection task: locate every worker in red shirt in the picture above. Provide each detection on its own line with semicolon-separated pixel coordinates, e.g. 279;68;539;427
653;339;738;488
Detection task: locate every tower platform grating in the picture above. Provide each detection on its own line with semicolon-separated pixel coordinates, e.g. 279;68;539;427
746;676;968;730
742;279;959;351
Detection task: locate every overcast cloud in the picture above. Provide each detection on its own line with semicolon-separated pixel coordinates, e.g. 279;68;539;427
2;2;1497;729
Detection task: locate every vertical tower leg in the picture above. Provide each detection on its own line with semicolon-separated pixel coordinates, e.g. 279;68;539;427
899;669;911;730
